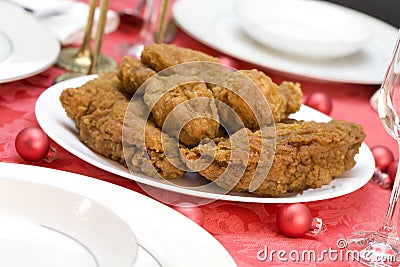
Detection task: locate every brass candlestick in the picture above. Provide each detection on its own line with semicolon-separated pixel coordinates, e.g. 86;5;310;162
56;0;116;74
154;0;170;44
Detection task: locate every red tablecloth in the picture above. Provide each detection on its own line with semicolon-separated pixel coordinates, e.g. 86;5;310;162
0;3;398;266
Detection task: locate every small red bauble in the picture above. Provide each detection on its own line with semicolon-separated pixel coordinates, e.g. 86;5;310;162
173;202;204;226
305;92;333;115
276;203;323;238
371;146;394;173
15;126;56;162
388;160;399;184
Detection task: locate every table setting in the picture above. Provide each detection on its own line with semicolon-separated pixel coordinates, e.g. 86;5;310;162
1;0;400;266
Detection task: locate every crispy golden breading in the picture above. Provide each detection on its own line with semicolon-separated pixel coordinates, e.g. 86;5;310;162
59;72;120;129
123;98;186;179
141;43;219;72
211;69;302;129
143;74;220;147
60;73;185;179
115;56;156;95
185;120;365;196
123;123;185;179
277;81;303;119
60;73;127;164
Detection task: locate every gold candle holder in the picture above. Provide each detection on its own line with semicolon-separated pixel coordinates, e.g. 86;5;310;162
56;0;116;75
154;0;171;44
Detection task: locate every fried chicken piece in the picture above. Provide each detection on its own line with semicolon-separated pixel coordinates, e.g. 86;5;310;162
278;81;303;119
60;72;185;179
143;74;220;147
141;43;219;72
210;69;302;129
60;71;120;129
123;97;186;179
79;98;126;164
115;56;156;95
60;72;127;164
184;119;365;196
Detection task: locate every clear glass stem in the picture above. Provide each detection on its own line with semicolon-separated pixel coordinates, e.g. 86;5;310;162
345;30;400;266
125;0;159;58
136;0;157;45
380;140;400;239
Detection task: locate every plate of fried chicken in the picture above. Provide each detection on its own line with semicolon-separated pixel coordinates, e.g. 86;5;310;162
36;44;374;203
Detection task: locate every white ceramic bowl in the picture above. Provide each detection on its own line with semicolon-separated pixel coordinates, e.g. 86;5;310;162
235;0;372;59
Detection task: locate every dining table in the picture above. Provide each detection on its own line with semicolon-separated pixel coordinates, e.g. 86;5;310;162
0;0;399;266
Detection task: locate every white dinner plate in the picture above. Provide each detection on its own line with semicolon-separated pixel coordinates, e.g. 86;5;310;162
0;162;236;267
0;175;137;267
173;0;398;84
35;75;375;203
0;1;60;83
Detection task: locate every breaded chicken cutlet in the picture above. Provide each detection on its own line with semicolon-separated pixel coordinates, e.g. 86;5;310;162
210;69;302;130
116;56;156;95
123;97;186;179
184;120;365;196
60;72;125;163
141;43;220;72
60;72;185;179
143;74;220;146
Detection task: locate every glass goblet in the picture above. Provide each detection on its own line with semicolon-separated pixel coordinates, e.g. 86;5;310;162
345;30;400;266
119;0;171;59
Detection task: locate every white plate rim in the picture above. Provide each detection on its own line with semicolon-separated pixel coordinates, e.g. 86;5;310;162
35;75;375;204
0;2;60;83
0;162;236;267
172;0;398;84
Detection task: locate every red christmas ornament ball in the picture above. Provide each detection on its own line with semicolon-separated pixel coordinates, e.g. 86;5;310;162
371;146;394;173
15;126;50;162
173;202;204;226
276;203;313;237
388;160;399;184
305;92;333;115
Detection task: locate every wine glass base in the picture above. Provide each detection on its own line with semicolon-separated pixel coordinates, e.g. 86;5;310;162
126;44;144;59
346;230;400;266
115;42;145;60
56;47;117;73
